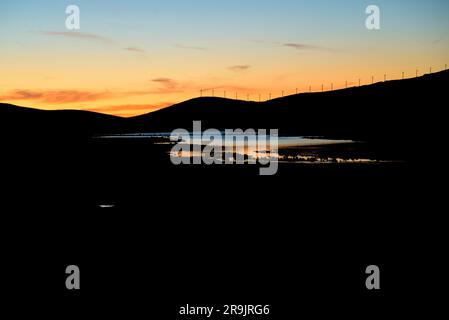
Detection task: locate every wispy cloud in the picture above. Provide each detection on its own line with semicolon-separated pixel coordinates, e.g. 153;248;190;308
175;44;207;51
1;90;42;100
0;89;115;103
0;89;149;104
148;77;251;95
37;31;147;55
37;31;115;44
123;46;146;53
228;65;251;72
150;78;183;94
250;40;333;52
151;78;178;87
282;42;334;52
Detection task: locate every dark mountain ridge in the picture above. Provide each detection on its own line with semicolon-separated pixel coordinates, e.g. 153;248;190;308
128;70;448;142
1;70;447;145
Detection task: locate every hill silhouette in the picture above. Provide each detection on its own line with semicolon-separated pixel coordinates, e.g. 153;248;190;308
2;70;440;219
0;104;124;139
1;70;447;149
128;70;448;143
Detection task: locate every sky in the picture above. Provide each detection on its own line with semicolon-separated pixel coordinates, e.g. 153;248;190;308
1;0;448;116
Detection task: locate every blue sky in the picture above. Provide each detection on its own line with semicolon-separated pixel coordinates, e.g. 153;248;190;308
2;0;448;45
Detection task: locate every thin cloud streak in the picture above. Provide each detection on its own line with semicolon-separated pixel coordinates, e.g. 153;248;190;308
37;31;115;44
149;76;255;95
123;46;146;53
228;65;251;72
151;78;178;87
37;31;146;54
175;44;207;51
0;89;150;104
282;42;334;52
0;89;114;103
150;78;183;94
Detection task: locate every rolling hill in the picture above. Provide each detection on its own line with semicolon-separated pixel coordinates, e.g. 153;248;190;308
1;69;447;145
127;70;448;142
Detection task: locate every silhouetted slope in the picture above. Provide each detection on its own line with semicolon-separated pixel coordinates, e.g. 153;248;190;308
1;70;447;144
128;70;448;144
0;103;124;139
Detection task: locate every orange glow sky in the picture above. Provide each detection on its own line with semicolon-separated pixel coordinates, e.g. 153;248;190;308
1;0;448;117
